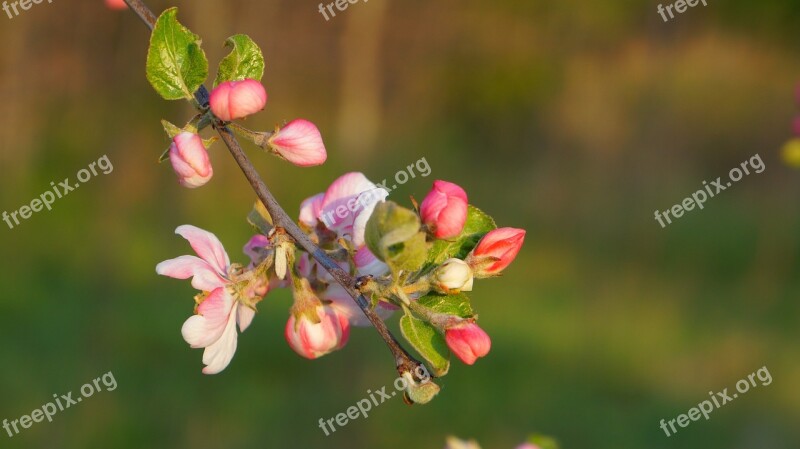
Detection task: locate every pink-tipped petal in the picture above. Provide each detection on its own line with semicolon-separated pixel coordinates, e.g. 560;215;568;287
237;303;256;333
299;193;325;227
354;246;389;277
156;255;227;292
201;304;239;374
175;225;230;276
269;119;327;167
181;288;235;349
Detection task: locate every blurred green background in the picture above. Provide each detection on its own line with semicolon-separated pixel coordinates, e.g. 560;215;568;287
1;0;799;448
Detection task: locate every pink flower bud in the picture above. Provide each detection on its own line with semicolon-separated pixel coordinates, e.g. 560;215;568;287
467;227;526;277
285;305;350;359
169;132;213;188
105;0;128;10
445;322;491;365
420;180;468;239
209;79;267;122
434;258;473;293
268;119;327;167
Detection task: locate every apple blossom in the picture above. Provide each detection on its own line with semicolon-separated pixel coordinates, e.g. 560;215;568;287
268;119;328;167
420;180;468;239
433;258;473;293
285;304;350;359
209;79;267;122
466;227;526;277
169;132;213;188
515;444;541;449
156;225;265;374
317;172;388;247
445;322;491;365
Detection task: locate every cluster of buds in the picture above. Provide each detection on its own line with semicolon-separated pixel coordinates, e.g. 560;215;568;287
156;174;525;375
139;6;527;405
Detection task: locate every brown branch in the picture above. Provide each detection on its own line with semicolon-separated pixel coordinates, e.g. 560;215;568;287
123;0;423;377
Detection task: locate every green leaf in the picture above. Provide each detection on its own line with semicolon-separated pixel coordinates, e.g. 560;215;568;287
385;232;427;273
214;34;265;87
365;202;421;257
399;314;450;377
417;292;474;318
161;119;183;138
425;205;496;267
146;8;209;100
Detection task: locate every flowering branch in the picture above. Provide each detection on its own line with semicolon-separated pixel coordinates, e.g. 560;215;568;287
121;0;525;403
121;0;424;377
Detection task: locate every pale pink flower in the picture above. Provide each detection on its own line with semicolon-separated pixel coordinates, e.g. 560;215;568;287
285;304;350;359
420;180;468;239
269;119;327;167
209;79;267;122
169;132;213;188
156;225;257;374
317;172;388;246
445;322;491;365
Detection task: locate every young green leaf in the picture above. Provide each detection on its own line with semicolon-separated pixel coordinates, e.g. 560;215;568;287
417;292;474;318
146;8;209;100
214;34;265;87
400;314;450;377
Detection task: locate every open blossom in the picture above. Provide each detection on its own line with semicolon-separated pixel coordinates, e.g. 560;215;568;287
445;322;491;365
269;119;327;167
209;79;267;122
420;180;468;239
156;225;261;374
169;132;213;188
466;227;526;277
515;444;541;449
318;172;389;246
285;304;350;359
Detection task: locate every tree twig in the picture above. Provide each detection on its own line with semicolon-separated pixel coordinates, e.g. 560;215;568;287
122;0;423;376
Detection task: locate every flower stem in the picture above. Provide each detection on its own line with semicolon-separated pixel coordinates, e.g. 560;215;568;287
122;0;425;378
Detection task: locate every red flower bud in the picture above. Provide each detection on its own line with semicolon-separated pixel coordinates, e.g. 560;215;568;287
420;180;468;239
209;79;267;122
467;227;525;277
445;322;491;365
